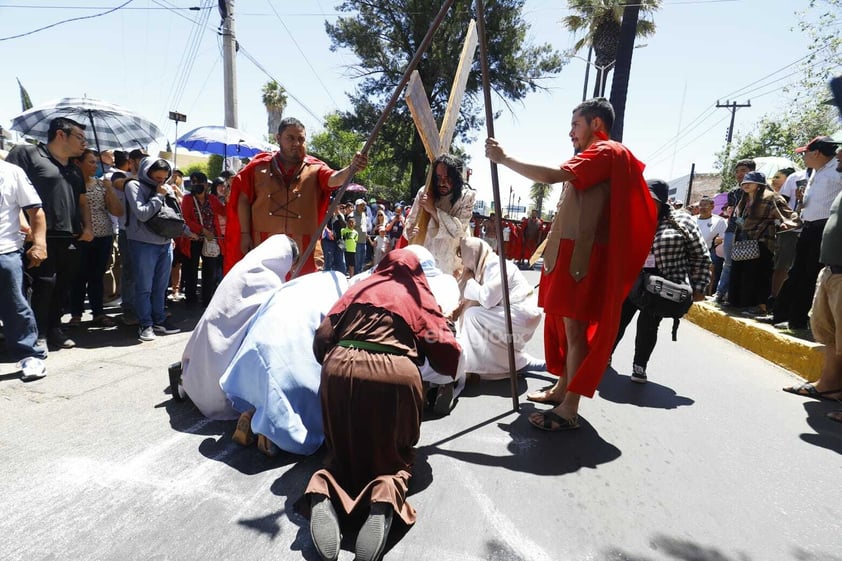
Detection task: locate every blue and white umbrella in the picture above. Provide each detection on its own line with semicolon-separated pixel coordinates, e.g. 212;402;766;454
10;97;163;151
176;125;273;159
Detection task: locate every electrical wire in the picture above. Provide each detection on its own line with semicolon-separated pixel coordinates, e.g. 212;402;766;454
265;0;340;107
0;0;134;42
237;44;325;125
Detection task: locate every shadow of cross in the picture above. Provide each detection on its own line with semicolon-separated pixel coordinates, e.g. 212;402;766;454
405;19;478;244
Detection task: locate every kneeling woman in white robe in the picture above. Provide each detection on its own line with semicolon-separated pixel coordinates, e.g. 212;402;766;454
219;271;348;455
180;234;296;420
458;237;543;380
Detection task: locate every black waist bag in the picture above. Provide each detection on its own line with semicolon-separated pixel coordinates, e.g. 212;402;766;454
629;272;693;340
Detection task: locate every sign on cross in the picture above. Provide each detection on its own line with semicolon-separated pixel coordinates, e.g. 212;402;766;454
405;19;478;243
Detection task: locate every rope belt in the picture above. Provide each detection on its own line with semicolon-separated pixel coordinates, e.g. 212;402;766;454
337;340;406;355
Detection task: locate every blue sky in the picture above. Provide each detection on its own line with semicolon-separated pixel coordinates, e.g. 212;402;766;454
1;0;837;207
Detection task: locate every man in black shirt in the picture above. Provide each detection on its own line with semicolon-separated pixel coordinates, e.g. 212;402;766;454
6;117;93;349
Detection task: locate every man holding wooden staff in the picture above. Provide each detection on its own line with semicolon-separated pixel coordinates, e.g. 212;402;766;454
485;98;657;431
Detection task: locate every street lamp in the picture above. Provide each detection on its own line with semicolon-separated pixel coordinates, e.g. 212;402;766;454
568;53;615;100
168;111;187;169
566;44;647;101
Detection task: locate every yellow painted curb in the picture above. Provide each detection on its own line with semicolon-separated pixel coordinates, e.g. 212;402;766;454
685;302;824;382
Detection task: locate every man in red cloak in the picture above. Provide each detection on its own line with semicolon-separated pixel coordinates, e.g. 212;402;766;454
223;117;367;275
486;98;657;431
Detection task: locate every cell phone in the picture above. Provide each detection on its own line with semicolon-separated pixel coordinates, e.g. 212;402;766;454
796;179;808;192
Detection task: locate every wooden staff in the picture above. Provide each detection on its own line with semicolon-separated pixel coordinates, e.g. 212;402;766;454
475;0;519;412
290;0;456;279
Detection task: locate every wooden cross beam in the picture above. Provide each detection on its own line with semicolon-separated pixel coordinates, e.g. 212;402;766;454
405;19;478;243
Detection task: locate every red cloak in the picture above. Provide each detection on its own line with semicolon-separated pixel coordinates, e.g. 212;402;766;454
541;134;657;398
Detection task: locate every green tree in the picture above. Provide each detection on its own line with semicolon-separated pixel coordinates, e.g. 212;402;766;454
261;81;288;138
562;0;660;98
714;0;840;190
326;0;564;202
207;154;224;180
309;112;410;203
714;107;835;190
529;181;552;216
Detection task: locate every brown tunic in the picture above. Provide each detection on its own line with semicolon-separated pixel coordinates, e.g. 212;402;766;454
300;303;425;526
250;157;327;256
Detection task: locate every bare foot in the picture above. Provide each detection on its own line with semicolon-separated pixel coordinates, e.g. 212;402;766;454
526;379;566;405
527;403;578;430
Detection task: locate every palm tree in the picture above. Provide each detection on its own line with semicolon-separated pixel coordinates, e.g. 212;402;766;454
529;182;553;217
261;81;287;138
562;0;660;98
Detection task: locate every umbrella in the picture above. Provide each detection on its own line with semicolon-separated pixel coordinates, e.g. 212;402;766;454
176;125;273;159
753;156;800;180
10;97;163;151
346;183;367;193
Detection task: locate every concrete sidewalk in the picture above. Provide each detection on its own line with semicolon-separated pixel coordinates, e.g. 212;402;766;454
686;300;824;382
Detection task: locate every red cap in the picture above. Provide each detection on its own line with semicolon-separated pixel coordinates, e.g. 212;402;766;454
795;135;841;154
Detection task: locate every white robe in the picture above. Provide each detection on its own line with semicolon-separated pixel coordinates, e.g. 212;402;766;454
180;234;294;420
459;258;542;380
404;187;475;277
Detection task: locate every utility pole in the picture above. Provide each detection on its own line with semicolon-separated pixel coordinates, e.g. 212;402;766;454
220;0;238;129
716;100;751;144
608;0;641;142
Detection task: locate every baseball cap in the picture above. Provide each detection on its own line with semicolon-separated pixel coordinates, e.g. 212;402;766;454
740;171;767;185
369;197;377;203
795;135;841;154
354;198;366;206
646;179;669;205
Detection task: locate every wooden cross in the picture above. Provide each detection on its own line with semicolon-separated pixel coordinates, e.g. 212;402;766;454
405;19;478;243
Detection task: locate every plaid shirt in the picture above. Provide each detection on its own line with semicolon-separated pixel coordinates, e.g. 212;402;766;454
735;189;800;246
650;210;712;294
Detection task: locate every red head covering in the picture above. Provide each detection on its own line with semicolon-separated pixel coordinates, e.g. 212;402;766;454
327;249;461;376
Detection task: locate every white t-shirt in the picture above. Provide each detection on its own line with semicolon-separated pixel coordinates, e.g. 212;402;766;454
779;170;805;210
695;213;726;250
0;159;42;254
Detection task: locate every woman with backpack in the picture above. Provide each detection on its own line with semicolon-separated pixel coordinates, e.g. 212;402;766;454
613;179;711;383
124;157;190;341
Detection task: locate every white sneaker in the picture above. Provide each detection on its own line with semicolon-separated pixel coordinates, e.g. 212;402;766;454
153;321;180;335
138;326;156;341
17;357;46;382
630;364;647;383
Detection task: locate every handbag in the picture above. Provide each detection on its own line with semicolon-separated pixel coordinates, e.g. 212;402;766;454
127;180;185;239
195;199;220;258
731;238;760;261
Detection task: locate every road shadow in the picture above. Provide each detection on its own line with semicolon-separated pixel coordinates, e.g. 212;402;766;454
155;393;295;475
798;400;842;455
598;367;695;410
606;534;842;561
604;534;754;560
428;404;621;476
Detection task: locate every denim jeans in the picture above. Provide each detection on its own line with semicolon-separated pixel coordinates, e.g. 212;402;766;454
118;230;136;314
715;231;735;298
129;240;172;328
71;235;114;317
355;242;366;273
0;249;46;360
322;239;346;274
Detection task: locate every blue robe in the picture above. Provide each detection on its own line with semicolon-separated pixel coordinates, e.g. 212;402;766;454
219;271;348;455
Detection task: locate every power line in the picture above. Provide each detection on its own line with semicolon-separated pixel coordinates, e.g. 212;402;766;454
0;0;134;42
237;44;325;126
265;0;340;107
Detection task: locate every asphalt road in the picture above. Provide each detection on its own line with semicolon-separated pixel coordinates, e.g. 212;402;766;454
2;272;841;561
